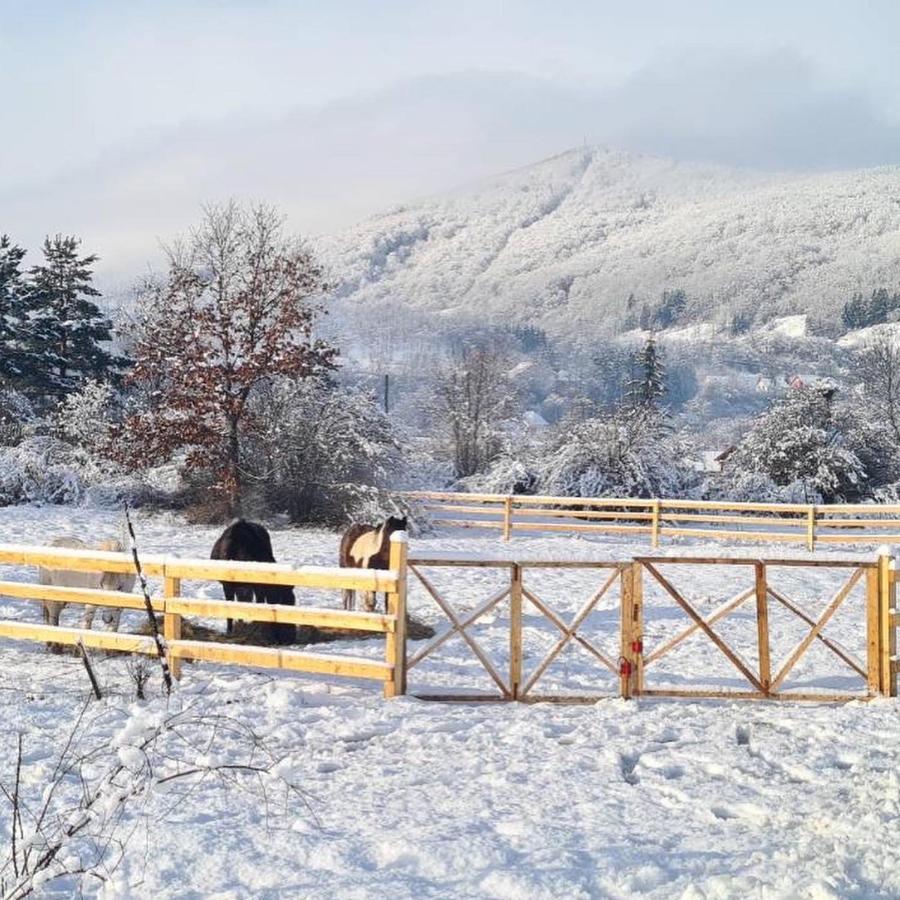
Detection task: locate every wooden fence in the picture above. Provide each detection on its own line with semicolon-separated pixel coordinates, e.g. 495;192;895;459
407;491;900;550
0;535;896;703
0;537;408;699
405;550;898;702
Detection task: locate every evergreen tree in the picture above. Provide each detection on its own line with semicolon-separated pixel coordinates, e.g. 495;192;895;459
626;334;667;411
23;235;119;398
0;235;33;385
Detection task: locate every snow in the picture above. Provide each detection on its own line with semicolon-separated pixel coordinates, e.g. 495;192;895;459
0;504;898;897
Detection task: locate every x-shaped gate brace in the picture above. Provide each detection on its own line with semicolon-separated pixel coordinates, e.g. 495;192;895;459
406;558;625;700
637;559;868;698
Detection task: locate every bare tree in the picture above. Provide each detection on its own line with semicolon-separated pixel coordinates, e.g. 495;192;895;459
433;345;519;479
853;333;900;443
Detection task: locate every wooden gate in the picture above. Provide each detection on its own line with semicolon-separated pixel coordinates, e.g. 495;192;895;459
406;554;627;701
627;556;887;701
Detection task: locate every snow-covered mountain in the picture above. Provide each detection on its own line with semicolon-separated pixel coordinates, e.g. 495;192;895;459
319;148;900;338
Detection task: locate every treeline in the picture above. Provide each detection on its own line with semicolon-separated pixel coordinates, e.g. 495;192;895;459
0;235;121;402
0;206;400;523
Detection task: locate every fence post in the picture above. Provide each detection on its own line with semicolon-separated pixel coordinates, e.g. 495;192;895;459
866;563;882;695
632;561;644;695
163;575;182;681
879;551;896;697
502;497;513;542
619;563;642;698
651;500;661;549
806;505;816;552
754;562;771;694
384;533;408;699
509;564;523;699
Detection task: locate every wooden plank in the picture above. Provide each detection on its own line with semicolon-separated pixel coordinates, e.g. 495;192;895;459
162;559;398;592
866;567;881;694
620;564;634;699
755;562;771;694
879;554;895;696
511;508;654;521
766;586;867;679
659;528;808;544
0;543;157;575
634;556;875;568
631;561;644;695
640;688;865;702
815;534;900;544
651;500;661;549
166;597;395;632
512;521;651;535
405;490;509;503
407;564;510;696
889;560;898;698
170;640;392;681
659;499;812;513
0;580;160;611
509;564;523;698
770;568;864;692
384;534;408;698
510;495;654;509
425;519;506;531
0;620;159;654
660;513;806;527
807;506;816;552
406;586;509;669
642;562;764;692
644;587;755;666
164;576;182;680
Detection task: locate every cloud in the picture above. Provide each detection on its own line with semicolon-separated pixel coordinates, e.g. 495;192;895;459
3;50;899;284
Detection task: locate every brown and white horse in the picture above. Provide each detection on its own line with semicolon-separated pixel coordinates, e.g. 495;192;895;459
339;516;407;611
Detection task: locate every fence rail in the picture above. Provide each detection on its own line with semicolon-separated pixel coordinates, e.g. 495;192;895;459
407;491;900;550
0;538;409;698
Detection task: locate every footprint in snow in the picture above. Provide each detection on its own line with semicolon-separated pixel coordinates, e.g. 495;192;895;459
619;752;640;785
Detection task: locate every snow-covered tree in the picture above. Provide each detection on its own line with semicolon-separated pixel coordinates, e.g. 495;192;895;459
23;235;121;399
244;377;402;523
723;386;865;502
537;406;699;499
432;344;520;480
119;202;336;515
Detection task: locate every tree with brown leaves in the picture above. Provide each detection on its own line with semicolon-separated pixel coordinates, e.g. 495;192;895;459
120;202;336;515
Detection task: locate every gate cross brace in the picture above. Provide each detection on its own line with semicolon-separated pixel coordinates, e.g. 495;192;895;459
769;568;863;692
407;564;511;696
642;562;764;692
519;569;620;696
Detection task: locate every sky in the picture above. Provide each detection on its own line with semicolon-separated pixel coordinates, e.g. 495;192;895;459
3;0;900;282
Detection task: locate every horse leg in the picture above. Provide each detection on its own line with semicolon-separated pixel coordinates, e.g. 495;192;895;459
343;589;355;611
363;591;376;613
83;604;95;631
46;602;64;654
224;583;236;635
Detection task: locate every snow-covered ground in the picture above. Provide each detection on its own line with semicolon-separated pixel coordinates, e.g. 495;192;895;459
0;505;898;898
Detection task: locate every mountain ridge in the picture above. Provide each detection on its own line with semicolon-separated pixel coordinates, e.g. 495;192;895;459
319;147;900;339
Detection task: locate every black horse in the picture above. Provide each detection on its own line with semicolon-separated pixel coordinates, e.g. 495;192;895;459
211;520;296;644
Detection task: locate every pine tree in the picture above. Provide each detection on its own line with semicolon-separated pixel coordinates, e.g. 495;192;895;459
0;235;36;386
626;334;667;411
23;235;119;399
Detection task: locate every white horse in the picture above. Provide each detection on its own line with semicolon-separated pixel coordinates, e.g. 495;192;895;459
39;537;135;641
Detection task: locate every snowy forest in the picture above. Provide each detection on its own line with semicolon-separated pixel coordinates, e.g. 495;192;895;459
2;198;900;525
